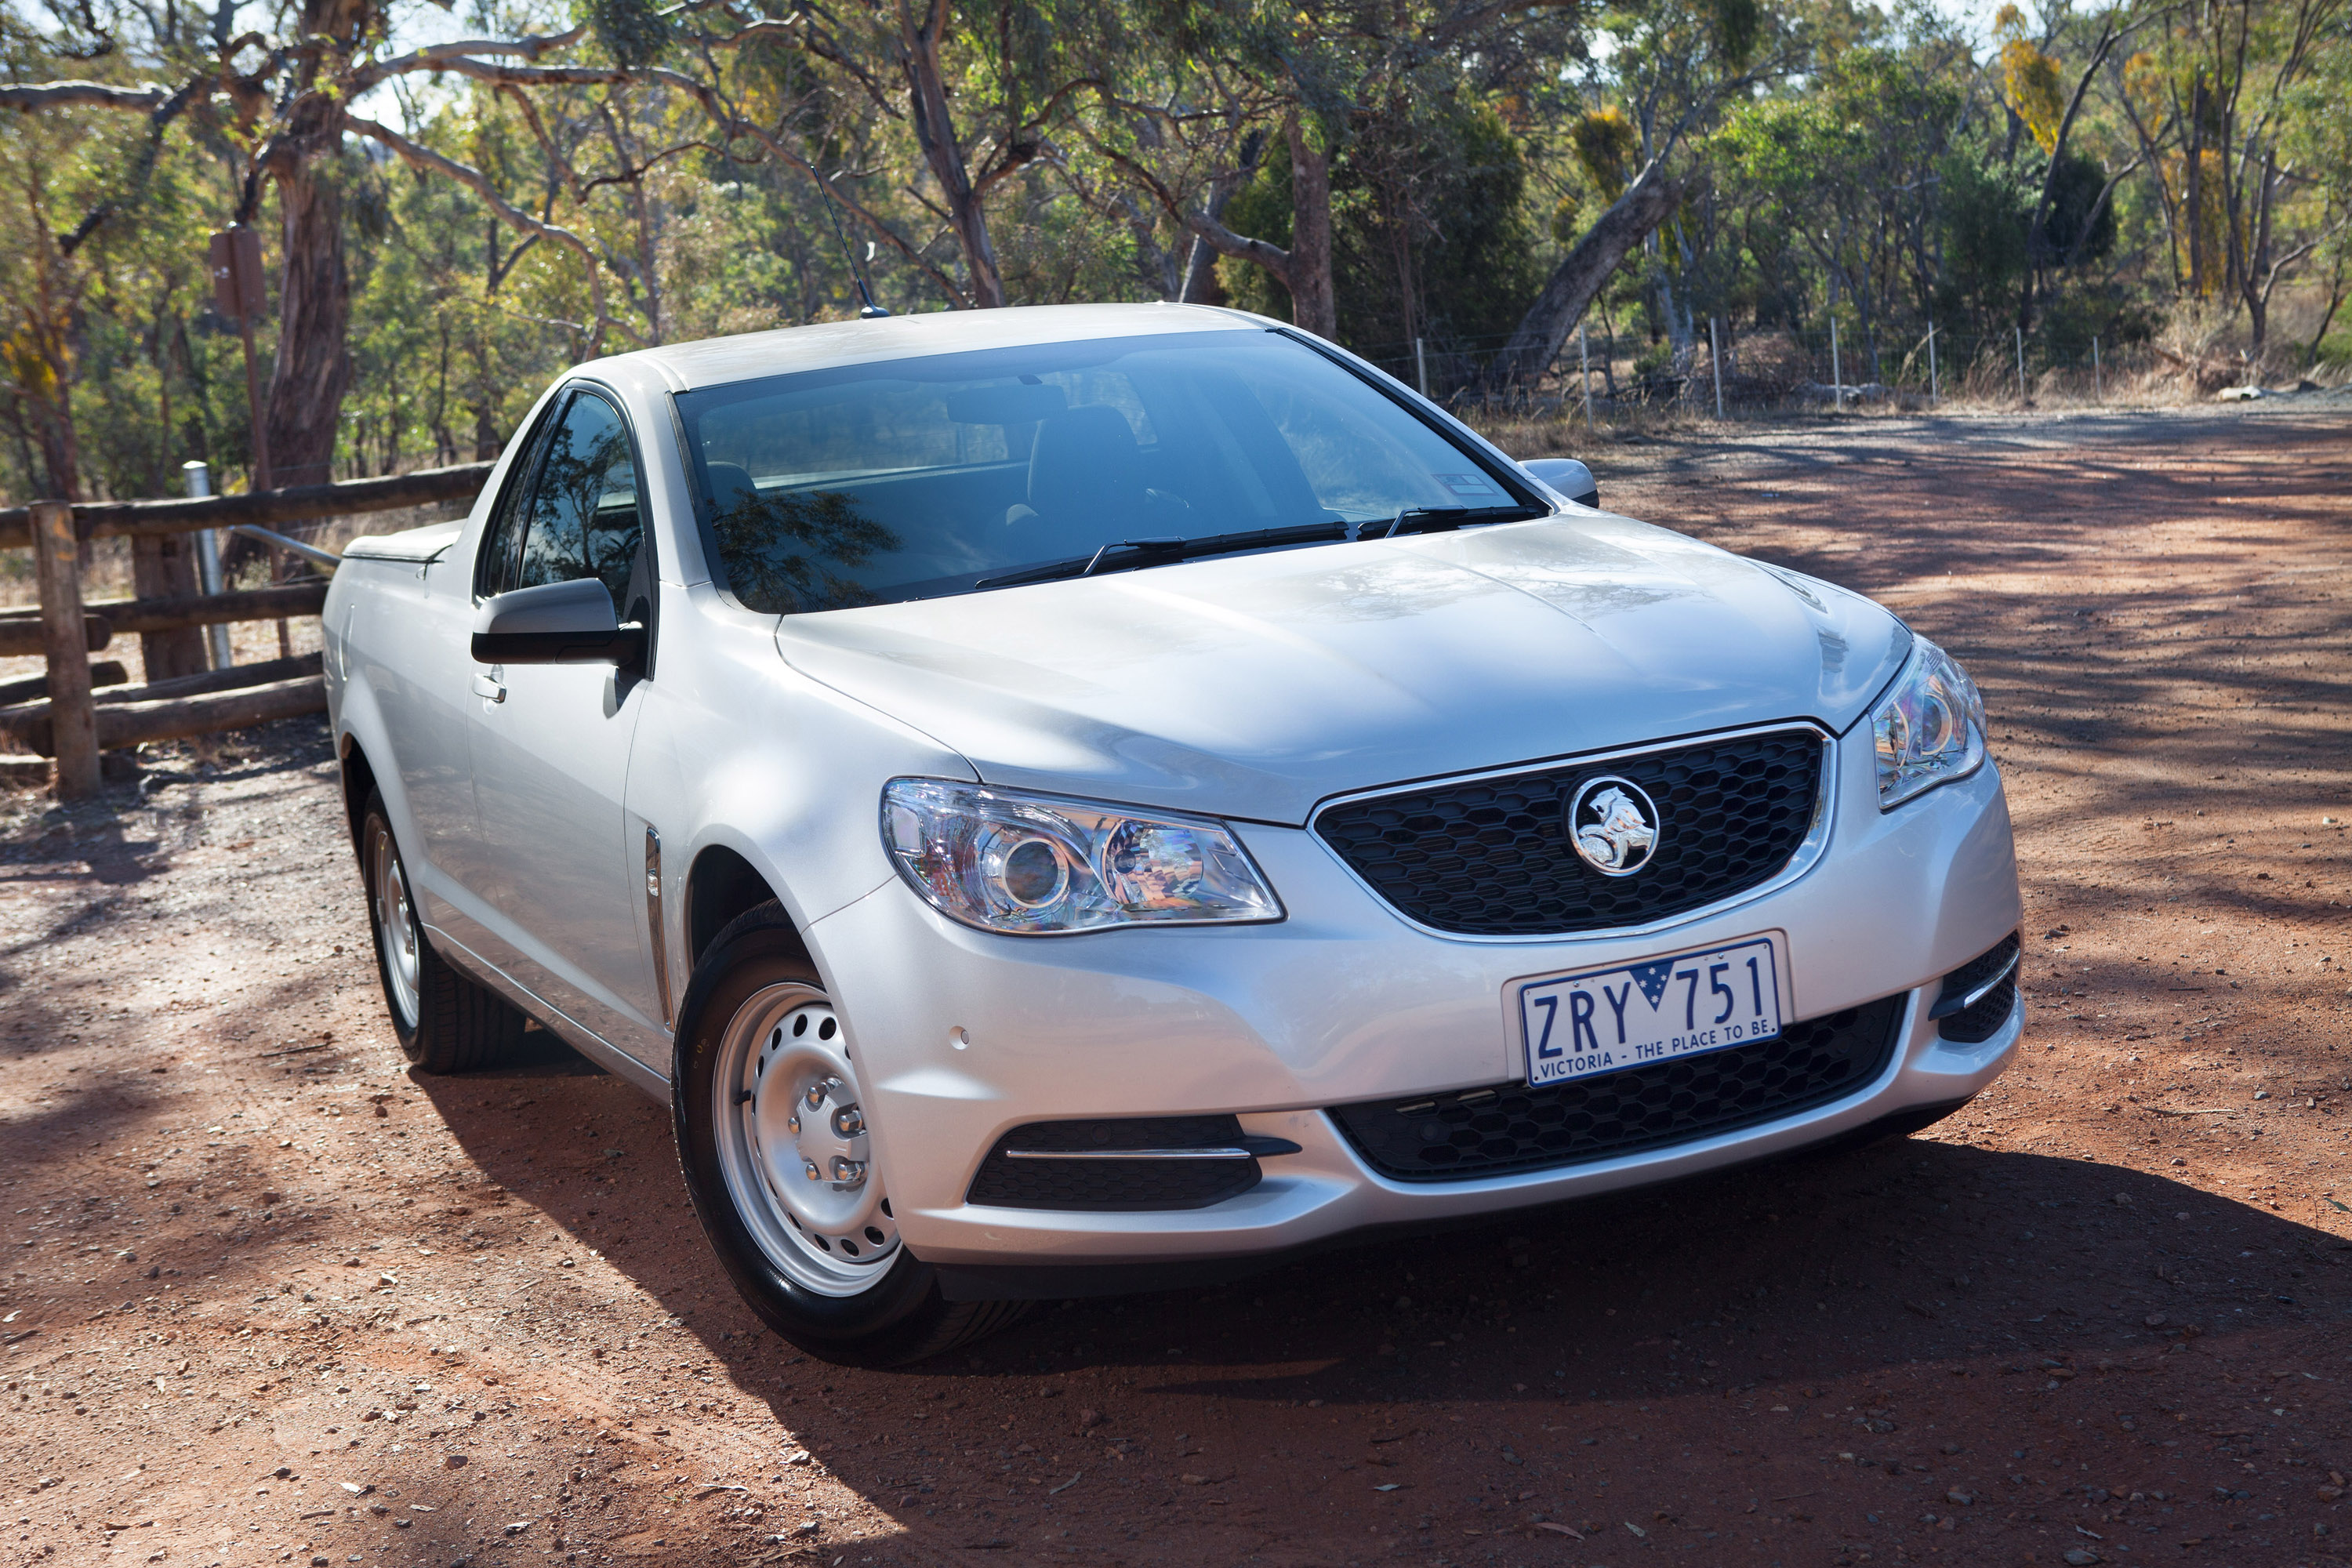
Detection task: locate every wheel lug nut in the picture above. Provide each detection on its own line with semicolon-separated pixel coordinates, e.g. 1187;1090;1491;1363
831;1105;863;1138
803;1160;822;1181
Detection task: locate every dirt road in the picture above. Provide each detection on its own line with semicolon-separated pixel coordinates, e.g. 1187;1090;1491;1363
3;399;2348;1568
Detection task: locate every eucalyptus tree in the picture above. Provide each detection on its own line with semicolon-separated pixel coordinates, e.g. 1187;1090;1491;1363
1485;0;1791;387
1078;0;1579;339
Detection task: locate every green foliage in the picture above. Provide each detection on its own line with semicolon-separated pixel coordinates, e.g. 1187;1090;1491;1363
575;0;670;70
2042;149;2117;265
1570;109;1639;199
3;0;2346;510
1219;96;1544;350
1936;147;2031;321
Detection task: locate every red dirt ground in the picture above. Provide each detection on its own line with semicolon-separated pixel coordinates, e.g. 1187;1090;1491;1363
2;397;2347;1568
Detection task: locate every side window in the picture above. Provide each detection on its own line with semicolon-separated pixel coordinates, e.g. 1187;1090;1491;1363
475;398;563;600
504;390;645;612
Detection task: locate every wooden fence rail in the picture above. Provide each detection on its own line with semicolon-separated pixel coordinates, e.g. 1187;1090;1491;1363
5;463;491;798
0;461;492;547
0;583;332;658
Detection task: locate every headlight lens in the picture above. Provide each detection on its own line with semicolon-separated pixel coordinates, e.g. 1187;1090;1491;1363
1872;637;1987;809
880;779;1283;935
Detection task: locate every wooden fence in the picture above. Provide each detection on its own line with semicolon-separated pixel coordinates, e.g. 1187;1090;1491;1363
3;461;492;800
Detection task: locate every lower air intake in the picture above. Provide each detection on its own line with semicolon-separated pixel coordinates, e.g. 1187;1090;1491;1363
1328;996;1907;1181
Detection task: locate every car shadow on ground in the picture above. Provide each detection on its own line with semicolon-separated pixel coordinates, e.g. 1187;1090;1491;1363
411;1051;2350;1562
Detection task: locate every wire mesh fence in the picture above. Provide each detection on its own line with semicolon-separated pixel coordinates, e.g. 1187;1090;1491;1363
1352;321;2184;419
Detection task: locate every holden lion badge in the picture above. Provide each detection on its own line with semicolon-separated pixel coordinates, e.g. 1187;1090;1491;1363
1566;777;1660;877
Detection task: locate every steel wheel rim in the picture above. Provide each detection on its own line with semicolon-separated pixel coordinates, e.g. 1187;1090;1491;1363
713;982;898;1298
368;818;421;1031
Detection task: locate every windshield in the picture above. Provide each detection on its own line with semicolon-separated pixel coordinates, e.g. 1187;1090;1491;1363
673;328;1537;613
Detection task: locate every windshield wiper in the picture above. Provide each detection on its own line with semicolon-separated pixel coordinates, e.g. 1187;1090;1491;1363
1357;504;1546;541
975;521;1349;589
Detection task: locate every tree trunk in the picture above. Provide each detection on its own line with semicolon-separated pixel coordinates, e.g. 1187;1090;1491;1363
1484;158;1683;389
902;0;1006;309
2187;74;2205;299
21;205;81;499
2242;149;2275;365
262;102;354;491
1284;118;1338;340
1181;129;1265;305
130;537;208;679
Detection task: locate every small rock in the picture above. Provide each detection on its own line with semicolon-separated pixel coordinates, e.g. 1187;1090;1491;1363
2144;1314;2166;1328
442;1454;466;1470
1076;1407;1103;1429
1945;1490;1975;1505
2112;1193;2133;1207
791;1522;820;1537
2063;1551;2101;1566
503;1520;530;1537
1181;1473;1207;1486
783;1451;811;1467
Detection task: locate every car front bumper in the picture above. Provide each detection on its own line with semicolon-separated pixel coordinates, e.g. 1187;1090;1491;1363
808;731;2022;1270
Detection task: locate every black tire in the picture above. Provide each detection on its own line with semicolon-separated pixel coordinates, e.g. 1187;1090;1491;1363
358;789;528;1073
672;901;1027;1367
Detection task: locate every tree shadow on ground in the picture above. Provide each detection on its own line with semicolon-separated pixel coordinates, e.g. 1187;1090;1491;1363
407;1059;2351;1565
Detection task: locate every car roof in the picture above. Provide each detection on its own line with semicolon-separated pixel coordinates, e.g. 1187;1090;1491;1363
596;302;1269;393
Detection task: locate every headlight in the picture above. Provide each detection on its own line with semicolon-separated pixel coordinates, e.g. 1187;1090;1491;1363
880;779;1283;935
1871;637;1987;809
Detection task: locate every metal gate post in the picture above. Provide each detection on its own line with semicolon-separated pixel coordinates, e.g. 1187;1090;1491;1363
183;460;235;670
1710;318;1724;419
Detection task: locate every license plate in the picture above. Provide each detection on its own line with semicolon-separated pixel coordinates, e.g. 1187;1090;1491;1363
1519;935;1785;1087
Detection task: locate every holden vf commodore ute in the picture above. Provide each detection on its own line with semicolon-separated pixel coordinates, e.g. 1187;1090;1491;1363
324;303;2022;1365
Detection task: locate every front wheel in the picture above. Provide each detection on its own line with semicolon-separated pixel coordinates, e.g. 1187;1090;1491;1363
359;790;527;1073
673;902;1025;1366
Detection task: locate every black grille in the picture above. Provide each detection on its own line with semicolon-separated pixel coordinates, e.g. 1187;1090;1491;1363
1313;730;1824;936
1328;996;1906;1181
967;1116;1262;1211
1933;932;2020;1044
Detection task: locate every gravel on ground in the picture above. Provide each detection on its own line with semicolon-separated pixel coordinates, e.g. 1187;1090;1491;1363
2;398;2347;1568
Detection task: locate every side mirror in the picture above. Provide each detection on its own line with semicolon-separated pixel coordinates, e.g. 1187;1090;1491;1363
1521;457;1599;510
472;579;644;665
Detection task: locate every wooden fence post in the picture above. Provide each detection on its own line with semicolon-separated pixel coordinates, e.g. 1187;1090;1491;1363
31;500;100;799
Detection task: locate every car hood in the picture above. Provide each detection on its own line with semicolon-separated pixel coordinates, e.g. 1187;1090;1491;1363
772;513;1910;825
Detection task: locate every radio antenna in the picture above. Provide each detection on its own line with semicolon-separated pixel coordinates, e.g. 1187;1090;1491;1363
809;167;889;318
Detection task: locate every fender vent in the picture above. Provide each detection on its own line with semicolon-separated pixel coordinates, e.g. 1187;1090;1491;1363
1932;931;2020;1044
966;1116;1297;1212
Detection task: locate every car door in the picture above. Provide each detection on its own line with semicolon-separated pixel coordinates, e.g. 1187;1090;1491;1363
466;384;665;1062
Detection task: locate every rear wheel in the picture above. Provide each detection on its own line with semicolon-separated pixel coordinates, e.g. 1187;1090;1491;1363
673;902;1025;1366
359;790;527;1073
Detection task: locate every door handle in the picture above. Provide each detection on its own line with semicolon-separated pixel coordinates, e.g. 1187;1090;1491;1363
471;670;506;705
